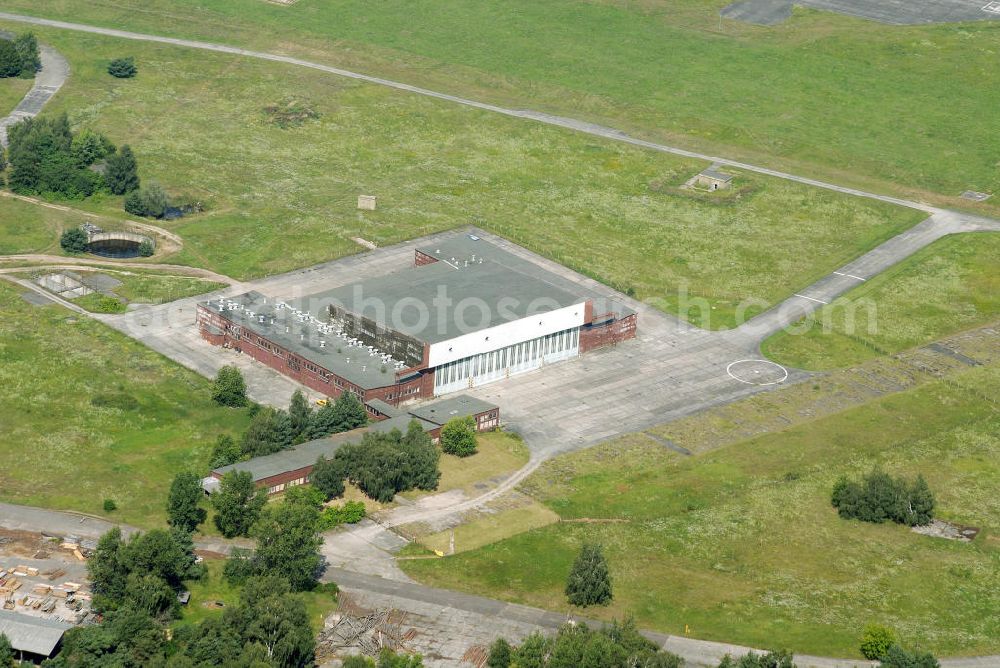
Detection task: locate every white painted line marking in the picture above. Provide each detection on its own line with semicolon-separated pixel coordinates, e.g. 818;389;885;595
833;271;866;281
726;359;789;386
794;293;829;304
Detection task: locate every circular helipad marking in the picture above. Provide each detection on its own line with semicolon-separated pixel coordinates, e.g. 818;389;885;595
726;359;789;386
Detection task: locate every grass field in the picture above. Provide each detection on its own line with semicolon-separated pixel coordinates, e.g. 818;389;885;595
401;364;1000;657
0;25;925;328
3;1;999;211
762;232;1000;369
0;196;78;254
0;282;250;526
176;559;338;632
0;76;31;116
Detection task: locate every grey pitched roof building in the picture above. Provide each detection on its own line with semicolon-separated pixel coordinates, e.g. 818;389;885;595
0;609;72;659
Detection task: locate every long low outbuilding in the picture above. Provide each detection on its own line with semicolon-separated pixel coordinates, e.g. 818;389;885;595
203;394;498;495
0;609;73;663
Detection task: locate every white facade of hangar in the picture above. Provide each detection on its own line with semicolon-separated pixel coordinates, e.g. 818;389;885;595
433;325;581;395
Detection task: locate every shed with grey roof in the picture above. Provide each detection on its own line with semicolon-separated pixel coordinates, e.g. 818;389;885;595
0;609;72;661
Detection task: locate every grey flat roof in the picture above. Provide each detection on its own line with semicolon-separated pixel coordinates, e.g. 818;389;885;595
407;394;498;425
298;240;585;344
214;429;363;482
700;167;734;182
212;394;498;482
201;292;402;390
0;610;72;657
365;399;405;418
368;415;439;435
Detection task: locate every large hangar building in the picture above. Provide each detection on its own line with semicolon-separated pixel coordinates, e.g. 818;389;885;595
197;234;636;406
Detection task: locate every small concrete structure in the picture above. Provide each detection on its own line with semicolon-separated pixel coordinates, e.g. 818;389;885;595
357;195;377;211
693;167;734;191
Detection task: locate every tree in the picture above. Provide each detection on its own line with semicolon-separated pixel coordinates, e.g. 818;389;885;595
565;543;612;607
905;475;935;527
515;632;549;668
0;633;15;668
861;624;898;660
13;33;40;76
879;645;940;668
105;144;140;195
487;637;513;668
212;365;248;407
375;649;425;667
210;433;242;468
60;227;88;253
88;526;128;610
71;128;116;167
289;389;312;442
212;470;267;538
0;40;21;78
138;239;155;257
310;454;346;500
247;500;323;591
440;415;478;457
167;471;208;532
222;576;315;668
310;390;368;438
400;420;441;491
241;406;294;457
108;56;138;78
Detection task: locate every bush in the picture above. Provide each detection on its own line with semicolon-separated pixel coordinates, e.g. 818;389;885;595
860;624;898;660
317;501;366;530
0;33;39;78
90;296;127;313
565;543;613;607
124;183;168;218
440;416;478;457
879;645;940;668
108;56;137;78
717;650;794;668
103;499;117;513
60;227;88;254
137;240;154;257
832;470;934;527
212;365;248;407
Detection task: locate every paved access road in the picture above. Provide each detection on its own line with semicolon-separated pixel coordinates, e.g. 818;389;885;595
722;0;1000;26
0;34;68;145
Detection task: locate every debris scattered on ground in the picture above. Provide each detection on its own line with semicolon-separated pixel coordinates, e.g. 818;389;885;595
912;519;980;542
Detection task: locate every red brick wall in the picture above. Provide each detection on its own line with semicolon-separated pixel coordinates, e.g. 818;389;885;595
197;305;433;405
579;313;637;353
414;250;439;266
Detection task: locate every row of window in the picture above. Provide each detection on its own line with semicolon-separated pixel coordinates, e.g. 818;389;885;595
434;327;580;393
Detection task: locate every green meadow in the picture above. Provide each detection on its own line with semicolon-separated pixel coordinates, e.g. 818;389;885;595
0;23;924;328
2;1;998;210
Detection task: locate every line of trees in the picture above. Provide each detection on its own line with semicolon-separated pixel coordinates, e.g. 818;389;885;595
0;32;40;79
324;421;441;503
210;379;368;467
831;469;935;527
